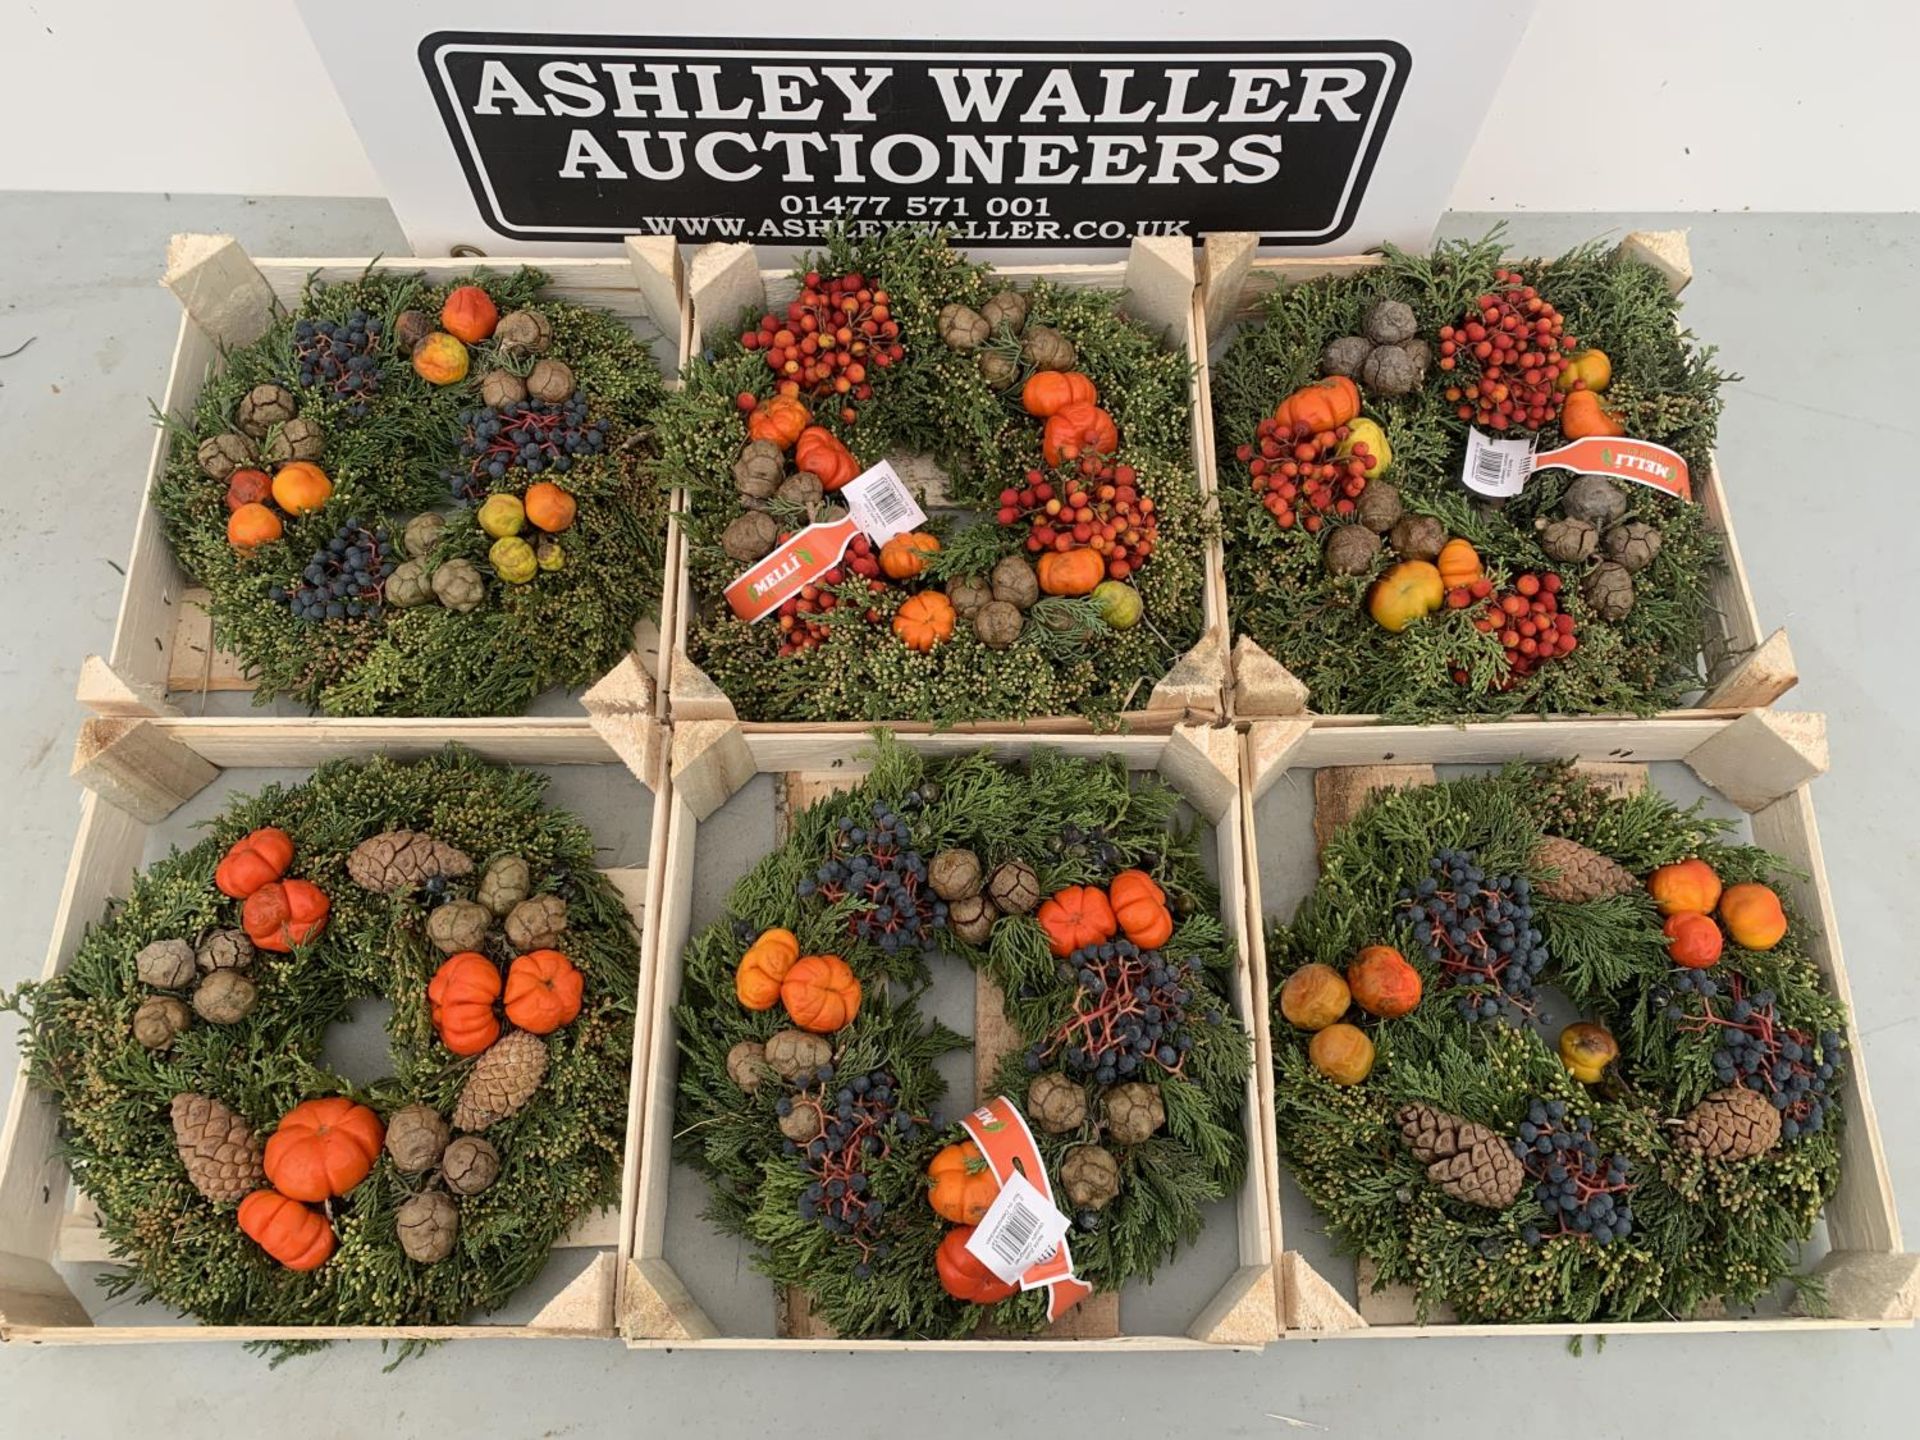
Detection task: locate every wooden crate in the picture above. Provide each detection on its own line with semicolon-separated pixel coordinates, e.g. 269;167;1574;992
622;724;1278;1349
665;237;1231;734
0;725;669;1345
74;233;690;789
1239;712;1918;1338
1197;230;1796;723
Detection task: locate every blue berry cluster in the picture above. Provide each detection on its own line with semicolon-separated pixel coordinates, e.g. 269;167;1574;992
267;517;396;623
780;1065;920;1270
1047;821;1122;869
1512;1099;1634;1247
1395;848;1546;1018
797;803;944;959
1026;940;1212;1085
1656;970;1842;1141
445;397;608;501
292;312;383;416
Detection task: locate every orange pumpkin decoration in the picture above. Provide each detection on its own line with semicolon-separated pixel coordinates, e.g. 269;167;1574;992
428;951;504;1056
1273;376;1361;435
227;501;283;549
936;1225;1018;1304
238;1190;335;1272
927;1140;1001;1224
880;531;941;580
1036;885;1117;958
793;425;861;490
523;481;577;533
1719;883;1788;951
1041;402;1119;466
270;460;333;516
1435;538;1483;591
734;927;800;1011
1663;912;1723;969
224;468;271;512
746;394;812;449
440;284;500;344
412;332;470;386
1108;869;1174;949
1035;547;1105;597
892;591;956;651
1560;389;1625;439
1022;370;1098;418
242;878;331;953
505;950;584;1034
781;954;862;1033
215;826;295;899
263;1097;384;1202
1346;946;1423;1018
1647;858;1722;917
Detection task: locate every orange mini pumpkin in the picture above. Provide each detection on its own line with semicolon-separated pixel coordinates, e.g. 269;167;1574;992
1035;547;1105;597
893;591;956;651
224;468;272;513
227;501;284;549
781;954;862;1033
505;950;584;1034
927;1140;1001;1224
215;826;294;899
428;951;503;1056
242;878;330;953
1041;402;1119;466
1719;883;1788;951
412;332;470;386
746;394;812;449
1647;858;1722;917
263;1097;384;1202
936;1225;1018;1304
1036;885;1117;958
1663;912;1723;969
1273;375;1361;435
1108;869;1174;949
880;531;941;580
1435;538;1483;591
1346;945;1423;1018
440;284;500;344
523;481;577;533
734;927;800;1011
238;1190;335;1272
1021;370;1098;418
271;460;333;516
1560;389;1625;439
793;425;861;490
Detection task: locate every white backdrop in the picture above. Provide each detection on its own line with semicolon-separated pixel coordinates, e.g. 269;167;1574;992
2;0;1914;212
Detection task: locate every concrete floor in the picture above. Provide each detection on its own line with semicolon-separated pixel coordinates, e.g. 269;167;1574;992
1;197;1914;1437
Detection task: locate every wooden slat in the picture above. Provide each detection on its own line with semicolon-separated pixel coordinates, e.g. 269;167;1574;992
146;719;619;768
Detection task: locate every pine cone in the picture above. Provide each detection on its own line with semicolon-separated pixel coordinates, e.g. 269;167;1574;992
170;1092;264;1203
1532;835;1637;904
347;830;474;894
1395;1103;1524;1209
453;1030;548;1131
1675;1086;1781;1160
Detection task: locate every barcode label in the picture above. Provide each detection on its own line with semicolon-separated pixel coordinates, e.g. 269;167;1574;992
841;459;928;544
1459;426;1537;498
966;1171;1071;1284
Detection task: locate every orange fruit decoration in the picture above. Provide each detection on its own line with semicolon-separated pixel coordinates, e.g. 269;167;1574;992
1663;912;1723;969
411;332;470;386
1720;883;1788;951
1040;402;1119;466
1647;858;1722;917
238;1190;336;1272
1036;885;1118;957
270;461;333;516
781;954;862;1033
1346;946;1423;1018
746;394;812;449
428;951;504;1056
1435;538;1484;591
523;481;577;533
504;950;584;1034
1273;375;1361;433
440;284;500;343
241;878;331;953
225;468;271;512
794;425;861;490
263;1097;385;1202
892;591;956;651
1558;1022;1619;1084
927;1140;1001;1224
1308;1022;1375;1085
1368;560;1445;632
1560;389;1625;439
734;927;800;1011
227;501;284;549
1021;370;1098;418
214;826;294;899
1108;869;1174;949
879;531;941;580
1035;547;1105;597
1280;963;1351;1031
936;1225;1018;1304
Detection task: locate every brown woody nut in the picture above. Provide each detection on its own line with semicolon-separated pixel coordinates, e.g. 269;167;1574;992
1027;1072;1087;1135
938;303;990;350
1355;481;1403;534
477;854;531;918
262;416;325;465
990;555;1039;610
195;929;255;975
428;900;492;956
727;1040;772;1092
136;939;197;989
395;309;434;352
973;599;1024;649
981;289;1028;333
193;970;257;1024
1397;338;1431;377
431;557;486;613
734;440;785;501
134;995;191;1050
1562;475;1628;528
1324;524;1382;576
977;350;1019;390
1389;514;1446;562
397;1190;459;1264
1582;562;1636;621
1321;335;1374;379
196;432;258;481
779;1105;823;1143
1021;325;1077;371
1604;522;1662;573
763;1028;831;1080
947;894;997;946
1363;298;1419;345
947;577;993;619
1538;516;1598;564
480;369;527;409
1102;1082;1165;1144
386;1104;451;1173
929;848;983;902
1361;344;1421;397
441;1135;502;1195
505;895;567;952
986;859;1041;915
723;511;778;563
775;471;824;512
493;308;553;354
236;383;297;439
404;511;448;559
526;358;575;404
1059;1145;1121;1210
386;559;435;609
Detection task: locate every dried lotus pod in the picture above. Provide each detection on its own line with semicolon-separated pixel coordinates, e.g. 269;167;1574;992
480;369;527;408
396;1190;459;1264
431;558;486;613
196;432;258;481
493;308;553;354
403;511;447;559
1363;298;1418;345
1021;325;1076;372
986;859;1040;915
348;830;474;894
733;440;785;501
947;894;997;946
1102;1082;1165;1144
236;383;297;439
990;554;1039;610
262;416;325;465
723;510;778;563
763;1028;830;1080
136;938;197;989
980;289;1028;333
1320;335;1374;379
973;599;1023;649
726;1039;771;1092
976;349;1019;390
195;929;255;975
193;970;257;1025
135;995;191;1050
477;854;531;918
938;303;990;350
505;895;567;952
1537;516;1598;565
1604;521;1662;573
1059;1144;1120;1210
442;1135;502;1194
427;900;492;956
526;358;574;404
1324;525;1382;576
1027;1073;1086;1134
929;848;982;902
385;1103;451;1173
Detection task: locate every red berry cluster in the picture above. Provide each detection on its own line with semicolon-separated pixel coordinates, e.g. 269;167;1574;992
996;456;1157;580
1235;417;1372;533
1455;572;1576;687
1436;270;1575;431
740;272;904;424
774;537;889;657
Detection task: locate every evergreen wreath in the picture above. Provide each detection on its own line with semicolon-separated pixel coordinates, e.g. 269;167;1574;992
1210;235;1733;720
153;267;669;716
674;737;1251;1336
656;227;1209;727
3;751;640;1349
1268;764;1847;1324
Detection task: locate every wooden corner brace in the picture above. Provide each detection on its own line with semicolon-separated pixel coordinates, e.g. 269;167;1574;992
1279;1251;1365;1333
1683;710;1829;813
1243;719;1315;802
1200;232;1259;338
581;654;666;791
1701;628;1798;709
162;234;276;348
1612;229;1693;296
1158;724;1240;825
667;647;739;725
687;242;765;350
76;655;177;719
619;1256;718;1342
1122;235;1196;342
1149;626;1226;718
71;718;218;823
670;720;756;822
1231;634;1310;718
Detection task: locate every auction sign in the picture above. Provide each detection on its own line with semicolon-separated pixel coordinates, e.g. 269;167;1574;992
299;3;1534;259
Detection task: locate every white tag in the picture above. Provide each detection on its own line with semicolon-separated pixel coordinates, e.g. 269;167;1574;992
1460;426;1537;498
840;459;927;544
965;1171;1072;1285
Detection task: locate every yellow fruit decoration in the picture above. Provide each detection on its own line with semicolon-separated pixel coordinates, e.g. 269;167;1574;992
489;535;538;584
478;493;526;539
1337;417;1393;479
1558;1022;1619;1085
1555;348;1612;394
535;537;565;572
1367;560;1445;632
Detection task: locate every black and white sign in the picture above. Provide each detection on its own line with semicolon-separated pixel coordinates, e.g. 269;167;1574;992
421;37;1406;249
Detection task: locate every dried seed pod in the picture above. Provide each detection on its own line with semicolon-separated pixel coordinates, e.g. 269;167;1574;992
727;1040;771;1092
775;471;823;513
947;894;997;946
385;1104;451;1173
1102;1082;1166;1144
1532;836;1637;903
1388;514;1446;562
427;900;492;956
1582;561;1636;621
1397;337;1431;378
1355;480;1404;535
1561;475;1628;528
170;1092;263;1202
986;859;1041;915
404;511;447;559
980;289;1028;333
477;854;531;918
525;358;575;404
976;349;1019;390
441;1135;502;1195
1675;1086;1782;1160
1537;516;1598;565
1604;521;1662;573
505;895;568;952
1021;325;1076;371
947;577;993;619
196;432;258;481
1363;298;1418;345
480;369;527;408
1320;335;1374;379
134;995;191;1050
262;416;325;465
1059;1144;1120;1210
733;440;785;501
385;558;435;608
723;510;778;563
136;939;197;989
763;1028;831;1080
348;830;474;894
929;849;983;901
431;557;486;613
394;309;434;352
973;599;1024;649
1324;524;1382;576
493;308;553;354
1027;1073;1087;1134
990;555;1039;610
1395;1103;1524;1209
938;303;990;350
236;383;298;439
195;929;255;976
452;1030;548;1131
779;1106;824;1144
193;970;258;1025
396;1190;459;1264
1361;344;1421;397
